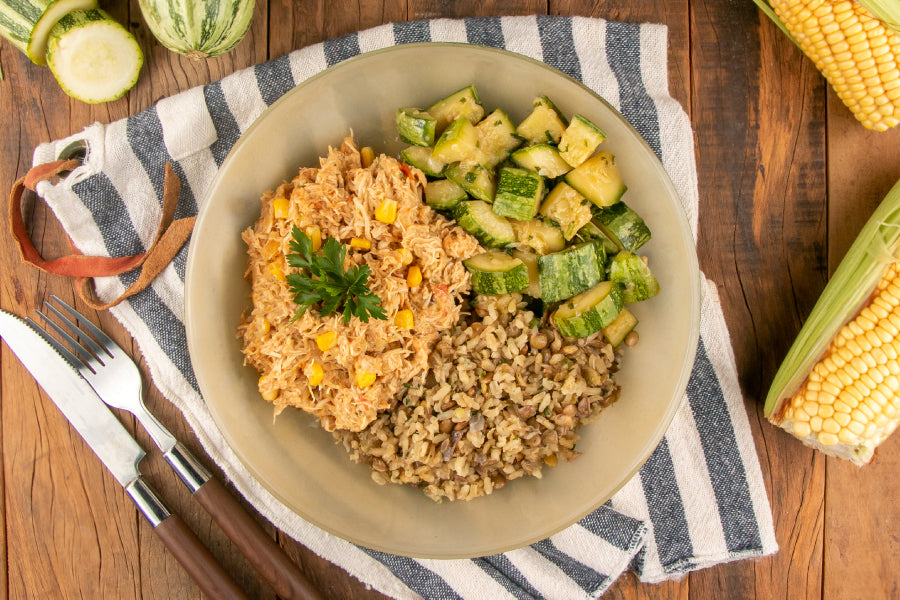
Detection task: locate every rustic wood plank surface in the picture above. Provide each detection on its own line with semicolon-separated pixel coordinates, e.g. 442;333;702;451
1;1;899;599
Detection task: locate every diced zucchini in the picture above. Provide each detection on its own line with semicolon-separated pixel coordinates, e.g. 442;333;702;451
539;181;592;240
511;248;542;298
512;218;566;255
591;202;652;252
476;108;523;168
558;114;606;167
492;167;545;221
425;179;467;211
552;280;625;338
464;251;529;295
395;108;436;147
510;144;572;178
432;117;481;165
427;85;485;135
575;221;620;255
400;145;446;177
564;151;627;208
538;242;604;303
602;307;638;346
516;95;568;144
445;162;496;203
608;252;660;303
453;200;515;248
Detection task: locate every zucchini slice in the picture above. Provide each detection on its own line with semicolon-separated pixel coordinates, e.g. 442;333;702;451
427;85;485;135
492;167;545;221
476;108;523;168
539;181;592;240
608;251;660;303
564;151;627;208
453;200;515;247
510;143;572;178
602;307;639;347
396;108;437;147
400;145;447;178
591;202;652;252
46;9;143;104
516;95;568;144
575;220;620;255
445;162;496;203
0;0;96;65
511;248;542;298
432;117;481;165
464;251;530;295
512;218;566;255
538;242;604;303
552;280;625;338
425;179;467;211
558;114;607;168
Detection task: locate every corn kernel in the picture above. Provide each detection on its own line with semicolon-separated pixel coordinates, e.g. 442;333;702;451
350;237;371;250
834;412;852;427
397;248;414;265
259;376;279;401
268;263;285;281
361;146;376;167
821;417;841;434
316;331;336;351
375;199;398;224
306;225;322;252
394;309;415;330
817;432;839;446
356;371;376;388
818;404;835;418
273;197;290;219
793;420;812;437
308;361;324;386
544;454;558;467
407;265;423;288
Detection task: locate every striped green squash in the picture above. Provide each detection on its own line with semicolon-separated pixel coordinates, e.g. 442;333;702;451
137;0;255;59
0;0;97;64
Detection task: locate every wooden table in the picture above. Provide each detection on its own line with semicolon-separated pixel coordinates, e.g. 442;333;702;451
2;1;898;599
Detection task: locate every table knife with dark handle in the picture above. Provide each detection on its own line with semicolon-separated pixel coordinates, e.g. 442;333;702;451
0;309;249;600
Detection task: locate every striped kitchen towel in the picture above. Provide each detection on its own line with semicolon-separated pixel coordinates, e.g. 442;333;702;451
28;16;777;600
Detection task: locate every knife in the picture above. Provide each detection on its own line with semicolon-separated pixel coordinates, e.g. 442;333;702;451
0;309;249;600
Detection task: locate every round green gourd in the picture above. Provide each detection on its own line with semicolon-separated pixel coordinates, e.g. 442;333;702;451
137;0;255;59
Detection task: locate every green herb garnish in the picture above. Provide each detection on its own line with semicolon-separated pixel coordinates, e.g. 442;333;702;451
285;226;387;323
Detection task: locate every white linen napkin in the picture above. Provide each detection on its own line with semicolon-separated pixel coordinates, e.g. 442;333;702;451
29;16;777;599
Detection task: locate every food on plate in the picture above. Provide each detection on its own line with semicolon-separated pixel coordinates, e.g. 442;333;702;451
240;85;662;500
766;177;900;465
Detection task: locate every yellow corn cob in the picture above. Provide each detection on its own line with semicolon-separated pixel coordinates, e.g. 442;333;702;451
765;0;900;131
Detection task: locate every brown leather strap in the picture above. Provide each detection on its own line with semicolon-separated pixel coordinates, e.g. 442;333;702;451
8;160;195;309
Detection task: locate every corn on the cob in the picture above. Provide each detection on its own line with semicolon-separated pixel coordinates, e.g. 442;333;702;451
757;0;900;131
766;177;900;464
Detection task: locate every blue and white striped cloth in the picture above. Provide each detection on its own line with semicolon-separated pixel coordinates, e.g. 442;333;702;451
31;16;777;600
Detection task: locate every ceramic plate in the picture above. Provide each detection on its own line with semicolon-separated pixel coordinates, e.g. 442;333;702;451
184;43;700;559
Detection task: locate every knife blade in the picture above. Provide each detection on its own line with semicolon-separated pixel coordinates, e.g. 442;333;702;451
0;309;249;600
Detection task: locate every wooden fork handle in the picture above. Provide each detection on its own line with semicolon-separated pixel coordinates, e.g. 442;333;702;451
194;477;324;600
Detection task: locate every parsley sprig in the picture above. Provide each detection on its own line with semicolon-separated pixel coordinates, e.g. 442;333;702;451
285;226;387;323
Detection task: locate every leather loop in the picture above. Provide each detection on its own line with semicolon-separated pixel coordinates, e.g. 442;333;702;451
8;160;194;309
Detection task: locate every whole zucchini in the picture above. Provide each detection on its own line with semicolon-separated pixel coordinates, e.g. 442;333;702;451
0;0;97;64
137;0;254;59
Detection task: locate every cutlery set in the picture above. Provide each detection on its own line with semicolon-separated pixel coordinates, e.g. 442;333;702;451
0;297;322;600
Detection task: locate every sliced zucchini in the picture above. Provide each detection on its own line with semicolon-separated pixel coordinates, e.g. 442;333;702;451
602;307;639;347
425;179;467;211
591;202;652;252
492;167;545;221
46;9;143;104
558;114;607;168
608;252;660;303
564;151;627;208
552;280;625;338
516;95;568;144
511;248;542;298
512;218;566;255
538;242;604;303
445;162;496;203
476;108;523;168
400;145;446;178
575;220;620;255
453;200;515;248
0;0;97;65
395;108;437;147
510;143;572;178
539;181;592;240
464;251;529;295
432;117;480;165
427;85;485;135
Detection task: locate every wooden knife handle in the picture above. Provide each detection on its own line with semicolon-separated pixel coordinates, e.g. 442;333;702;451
155;514;250;600
194;477;324;600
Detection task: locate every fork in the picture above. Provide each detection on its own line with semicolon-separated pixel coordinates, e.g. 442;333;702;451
35;295;323;600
